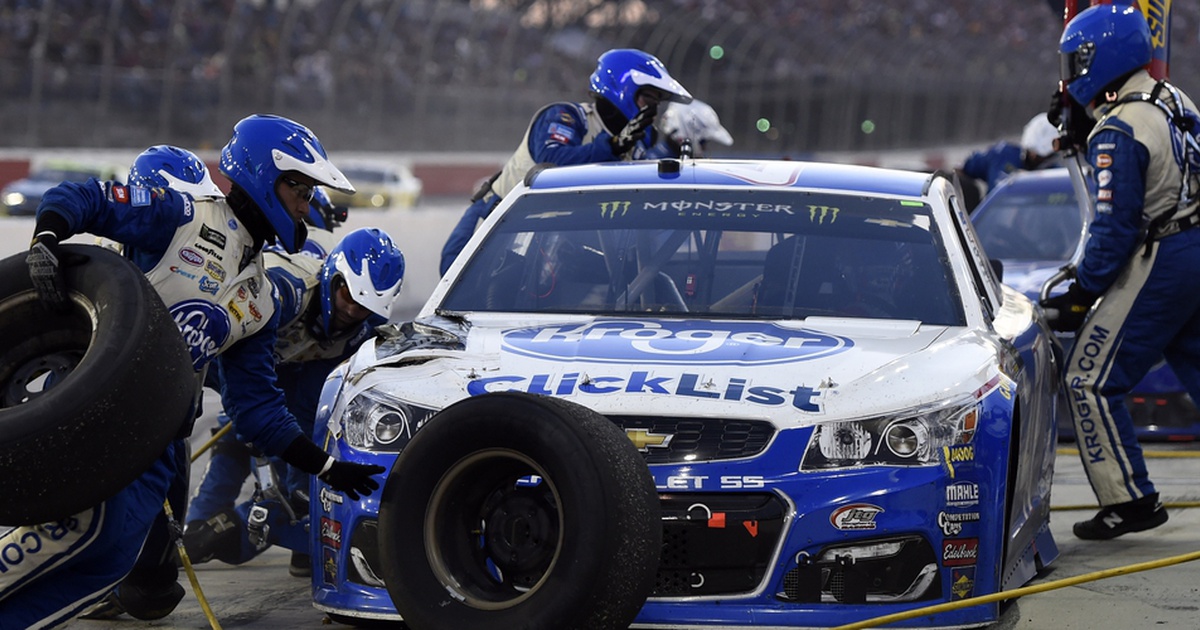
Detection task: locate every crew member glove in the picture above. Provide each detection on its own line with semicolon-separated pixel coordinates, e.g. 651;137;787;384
319;461;387;501
1041;282;1098;332
610;102;658;156
282;436;386;500
1046;88;1093;155
27;231;87;310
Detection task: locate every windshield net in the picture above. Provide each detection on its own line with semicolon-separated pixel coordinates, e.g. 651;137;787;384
441;189;965;325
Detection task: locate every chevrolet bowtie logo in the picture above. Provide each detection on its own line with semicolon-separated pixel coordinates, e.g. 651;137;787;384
626;429;673;451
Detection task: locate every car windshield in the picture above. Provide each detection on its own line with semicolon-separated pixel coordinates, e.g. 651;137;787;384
973;186;1083;262
440;188;966;325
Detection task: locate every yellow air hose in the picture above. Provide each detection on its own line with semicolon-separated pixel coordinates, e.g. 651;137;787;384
158;420;234;630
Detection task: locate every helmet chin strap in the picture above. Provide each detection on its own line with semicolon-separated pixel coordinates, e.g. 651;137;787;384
594;96;628;135
226;185;274;251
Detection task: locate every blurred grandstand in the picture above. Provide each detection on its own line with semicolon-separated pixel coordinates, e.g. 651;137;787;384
0;0;1196;157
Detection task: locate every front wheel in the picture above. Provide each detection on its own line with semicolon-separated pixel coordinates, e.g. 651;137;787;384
377;392;660;630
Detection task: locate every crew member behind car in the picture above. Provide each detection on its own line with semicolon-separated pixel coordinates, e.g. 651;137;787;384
957;112;1061;211
184;227;404;577
438;48;692;275
180;182;353;579
1;115;387;628
644;97;734;159
1042;4;1200;540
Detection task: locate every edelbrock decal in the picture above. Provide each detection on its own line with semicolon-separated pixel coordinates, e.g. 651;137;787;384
501;320;853;366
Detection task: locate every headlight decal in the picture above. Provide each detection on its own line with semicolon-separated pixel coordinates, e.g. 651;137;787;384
801;398;979;470
341;389;438;452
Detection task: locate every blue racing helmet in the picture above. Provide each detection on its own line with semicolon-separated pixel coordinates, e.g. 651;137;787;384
306;186;344;231
317;227;405;335
1059;4;1152;107
589;49;692;120
129;145;224;199
219;114;355;253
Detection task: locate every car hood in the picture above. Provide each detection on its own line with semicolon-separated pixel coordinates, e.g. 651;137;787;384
348;314;1001;428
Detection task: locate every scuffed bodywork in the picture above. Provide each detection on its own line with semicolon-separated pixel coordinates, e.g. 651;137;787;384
311;159;1060;628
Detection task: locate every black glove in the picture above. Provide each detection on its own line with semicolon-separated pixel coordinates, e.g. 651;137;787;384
27;231;87;310
1047;88;1094;154
319;461;387;501
610;102;658;156
1041;282;1098;332
282;436;386;501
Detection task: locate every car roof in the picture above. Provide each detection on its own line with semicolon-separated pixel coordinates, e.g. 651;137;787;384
526;158;934;198
985;167;1071;196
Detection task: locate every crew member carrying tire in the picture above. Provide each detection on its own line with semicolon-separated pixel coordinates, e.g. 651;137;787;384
0;115;386;628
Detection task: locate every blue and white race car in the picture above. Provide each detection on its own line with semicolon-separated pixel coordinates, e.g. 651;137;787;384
311;158;1061;629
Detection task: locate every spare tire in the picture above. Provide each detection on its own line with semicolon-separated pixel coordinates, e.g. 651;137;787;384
0;244;195;525
377;392;661;630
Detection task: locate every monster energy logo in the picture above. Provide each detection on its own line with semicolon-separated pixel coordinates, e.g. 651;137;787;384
808;205;840;224
600;201;630;218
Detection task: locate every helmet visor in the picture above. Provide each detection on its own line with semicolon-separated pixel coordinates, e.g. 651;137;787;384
1060;41;1094;83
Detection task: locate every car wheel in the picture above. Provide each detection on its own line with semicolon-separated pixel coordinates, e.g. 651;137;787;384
376;392;661;630
0;244;195;525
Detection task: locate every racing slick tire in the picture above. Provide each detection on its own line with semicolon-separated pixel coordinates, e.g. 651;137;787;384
0;244;195;525
377;392;661;630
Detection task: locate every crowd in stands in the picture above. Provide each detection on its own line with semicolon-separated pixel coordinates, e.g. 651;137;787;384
0;0;1196;151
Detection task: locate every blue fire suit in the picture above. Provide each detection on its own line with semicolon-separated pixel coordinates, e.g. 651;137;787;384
962;141;1024;192
0;180;312;628
439;101;655;275
188;245;382;564
1064;71;1200;507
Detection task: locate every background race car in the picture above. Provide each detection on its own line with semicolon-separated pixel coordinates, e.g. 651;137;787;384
325;161;422;210
972;167;1200;442
311;158;1061;629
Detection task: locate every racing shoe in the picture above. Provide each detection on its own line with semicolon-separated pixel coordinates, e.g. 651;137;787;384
1073;493;1168;540
182;508;243;564
116;580;186;621
79;592;125;619
289;551;312;578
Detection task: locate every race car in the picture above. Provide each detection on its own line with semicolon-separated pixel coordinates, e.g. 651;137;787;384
310;158;1061;628
972;167;1200;441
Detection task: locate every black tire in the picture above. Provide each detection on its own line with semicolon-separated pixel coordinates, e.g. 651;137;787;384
377;392;661;630
0;244;195;525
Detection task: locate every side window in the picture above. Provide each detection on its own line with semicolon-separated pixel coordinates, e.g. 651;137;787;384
946;187;1002;318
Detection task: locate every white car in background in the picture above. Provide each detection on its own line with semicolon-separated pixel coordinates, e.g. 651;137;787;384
2;161;127;216
327;161;422;209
